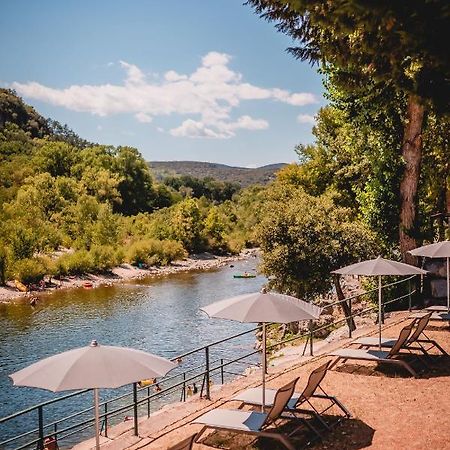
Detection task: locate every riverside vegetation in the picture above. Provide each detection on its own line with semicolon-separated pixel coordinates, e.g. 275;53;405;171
1;2;449;303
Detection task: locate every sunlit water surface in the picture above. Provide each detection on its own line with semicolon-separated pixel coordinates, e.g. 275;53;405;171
0;259;265;447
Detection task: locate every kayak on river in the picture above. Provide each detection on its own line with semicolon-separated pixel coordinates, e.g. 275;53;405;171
233;273;256;279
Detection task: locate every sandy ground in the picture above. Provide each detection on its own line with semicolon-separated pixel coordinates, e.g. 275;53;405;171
0;250;256;304
72;312;450;450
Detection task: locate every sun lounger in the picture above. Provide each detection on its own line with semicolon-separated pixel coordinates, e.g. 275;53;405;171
353;313;447;357
410;311;450;331
231;360;350;434
194;378;300;450
425;305;449;312
409;311;450;322
168;433;197;450
329;324;419;377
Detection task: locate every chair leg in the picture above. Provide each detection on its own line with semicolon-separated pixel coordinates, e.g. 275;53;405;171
193;426;207;444
328;357;341;371
288;412;324;440
394;360;418;378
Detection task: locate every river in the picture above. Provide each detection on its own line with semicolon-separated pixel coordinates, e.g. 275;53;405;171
0;258;266;447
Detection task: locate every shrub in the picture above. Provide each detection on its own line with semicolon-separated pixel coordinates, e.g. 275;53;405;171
90;245;120;272
57;250;94;275
126;239;186;266
13;258;46;284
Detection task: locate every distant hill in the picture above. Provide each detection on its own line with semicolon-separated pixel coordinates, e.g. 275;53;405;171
149;161;287;186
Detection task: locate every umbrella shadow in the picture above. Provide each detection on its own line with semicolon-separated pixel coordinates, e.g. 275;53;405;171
333;355;450;379
200;415;373;449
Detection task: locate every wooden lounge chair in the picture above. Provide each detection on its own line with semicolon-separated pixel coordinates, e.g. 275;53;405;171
231;360;351;434
194;378;300;450
168;433;198;450
353;313;447;357
328;324;419;377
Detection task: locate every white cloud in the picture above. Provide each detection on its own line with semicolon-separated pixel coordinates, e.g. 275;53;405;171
12;51;318;139
297;114;316;125
170;115;269;139
135;112;153;123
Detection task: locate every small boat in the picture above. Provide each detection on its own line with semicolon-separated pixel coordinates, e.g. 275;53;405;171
83;282;93;289
233;274;256;279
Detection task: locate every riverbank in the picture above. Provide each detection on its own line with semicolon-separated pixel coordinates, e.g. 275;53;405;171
0;249;258;304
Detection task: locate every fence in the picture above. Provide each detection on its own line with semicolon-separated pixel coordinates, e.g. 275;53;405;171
0;275;417;450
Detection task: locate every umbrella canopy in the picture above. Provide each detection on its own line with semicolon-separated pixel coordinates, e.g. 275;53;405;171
408;240;450;258
10;340;176;391
332;256;428;277
201;291;322;411
332;257;427;349
201;291;322;324
10;341;176;449
409;241;450;312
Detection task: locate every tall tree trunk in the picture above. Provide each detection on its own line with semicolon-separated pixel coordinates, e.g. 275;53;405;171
399;94;424;263
333;274;356;332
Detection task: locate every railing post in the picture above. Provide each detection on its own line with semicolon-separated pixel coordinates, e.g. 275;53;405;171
37;405;44;450
104;402;108;438
147;387;151;418
220;358;224;384
205;346;211;400
348;299;352;338
408;279;412;311
182;373;186;402
133;383;139;436
309;320;314;356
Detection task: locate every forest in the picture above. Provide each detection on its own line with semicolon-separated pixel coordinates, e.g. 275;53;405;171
0;0;449;301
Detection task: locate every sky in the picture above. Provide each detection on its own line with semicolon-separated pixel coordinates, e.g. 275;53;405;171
0;0;325;167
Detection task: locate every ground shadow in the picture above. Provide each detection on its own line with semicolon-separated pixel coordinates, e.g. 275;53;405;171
200;416;373;449
333;355;450;379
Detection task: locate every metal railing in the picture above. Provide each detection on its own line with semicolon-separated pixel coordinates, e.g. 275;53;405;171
0;275;417;450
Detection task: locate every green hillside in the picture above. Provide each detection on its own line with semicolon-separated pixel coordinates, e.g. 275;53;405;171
149;161;286;186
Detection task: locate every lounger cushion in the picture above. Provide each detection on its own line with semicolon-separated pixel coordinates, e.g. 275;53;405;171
331;348;391;361
194;409;267;432
353;337;397;347
232;388;299;409
425;306;448;312
409;312;450;321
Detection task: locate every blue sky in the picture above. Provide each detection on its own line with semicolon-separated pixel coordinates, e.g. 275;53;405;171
1;0;324;167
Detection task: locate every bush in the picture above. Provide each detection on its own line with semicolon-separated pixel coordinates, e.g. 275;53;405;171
90;245;122;272
126;239;186;266
13;258;46;284
56;250;95;275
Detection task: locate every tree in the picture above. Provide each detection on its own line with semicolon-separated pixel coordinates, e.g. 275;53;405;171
170;198;205;252
247;0;450;261
114;147;157;215
257;179;379;301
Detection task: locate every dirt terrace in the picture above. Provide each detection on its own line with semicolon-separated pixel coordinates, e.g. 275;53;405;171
74;312;450;450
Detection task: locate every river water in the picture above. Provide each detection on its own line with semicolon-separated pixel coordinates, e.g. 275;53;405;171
0;258;266;447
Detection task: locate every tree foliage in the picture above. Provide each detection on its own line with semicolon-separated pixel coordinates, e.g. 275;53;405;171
257;176;379;300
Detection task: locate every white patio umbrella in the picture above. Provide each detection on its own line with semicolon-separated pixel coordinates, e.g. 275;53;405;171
200;291;322;411
409;240;450;313
10;340;176;450
332;256;427;349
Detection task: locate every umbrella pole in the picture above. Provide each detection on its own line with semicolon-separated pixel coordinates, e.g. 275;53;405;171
94;388;100;450
447;257;449;314
262;322;266;413
378;276;382;351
